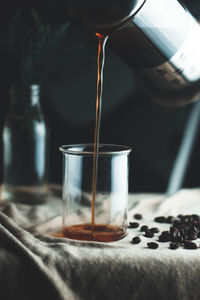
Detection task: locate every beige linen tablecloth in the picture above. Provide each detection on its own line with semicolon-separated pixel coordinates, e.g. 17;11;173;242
0;185;200;300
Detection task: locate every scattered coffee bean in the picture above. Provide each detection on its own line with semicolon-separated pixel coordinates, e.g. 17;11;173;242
162;231;169;235
131;236;141;244
159;236;168;242
180;217;188;224
147;242;159;249
166;216;175;224
128;222;139;228
159;231;170;242
131;213;200;249
188;233;197;240
192;226;198;234
140;225;149;232
170;226;178;234
173;220;181;228
172;236;182;243
154;216;167;223
144;230;154;238
170;242;180;250
134;213;142;220
179;228;186;238
184;241;198;249
192;214;200;222
150;227;160;233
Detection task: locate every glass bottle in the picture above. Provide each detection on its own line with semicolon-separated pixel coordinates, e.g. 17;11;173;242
1;85;49;204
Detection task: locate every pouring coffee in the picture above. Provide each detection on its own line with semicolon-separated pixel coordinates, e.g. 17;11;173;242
66;0;200;106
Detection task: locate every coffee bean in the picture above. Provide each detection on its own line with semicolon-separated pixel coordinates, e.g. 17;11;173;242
179;228;186;238
140;225;149;232
159;231;170;242
170;226;178;234
162;231;170;235
192;220;199;227
182;216;190;224
131;236;141;244
184;241;198;249
183;225;191;233
188;233;197;240
154;216;167;223
192;214;200;222
173;220;181;228
147;242;159;249
172;235;182;243
128;222;139;229
144;230;154;238
150;227;160;233
159;236;169;242
170;242;180;250
166;216;175;224
192;226;198;234
177;214;183;219
134;213;142;220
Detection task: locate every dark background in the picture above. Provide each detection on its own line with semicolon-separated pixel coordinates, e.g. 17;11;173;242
1;0;200;193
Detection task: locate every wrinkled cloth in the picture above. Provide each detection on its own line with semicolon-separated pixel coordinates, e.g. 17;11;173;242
1;186;200;300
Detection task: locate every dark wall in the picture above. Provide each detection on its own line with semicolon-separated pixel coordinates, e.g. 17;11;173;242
1;0;200;193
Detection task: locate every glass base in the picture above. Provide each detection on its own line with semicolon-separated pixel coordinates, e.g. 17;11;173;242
62;223;126;242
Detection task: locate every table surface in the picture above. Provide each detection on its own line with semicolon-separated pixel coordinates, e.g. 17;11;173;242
1;185;200;300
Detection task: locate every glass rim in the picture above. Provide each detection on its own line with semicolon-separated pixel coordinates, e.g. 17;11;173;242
59;143;132;156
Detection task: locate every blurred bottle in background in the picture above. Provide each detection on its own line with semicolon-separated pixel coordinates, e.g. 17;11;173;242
1;85;49;204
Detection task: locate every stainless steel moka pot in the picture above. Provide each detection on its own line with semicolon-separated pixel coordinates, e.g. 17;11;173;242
66;0;200;106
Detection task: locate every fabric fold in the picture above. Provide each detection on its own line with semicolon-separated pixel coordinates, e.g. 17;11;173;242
0;187;200;300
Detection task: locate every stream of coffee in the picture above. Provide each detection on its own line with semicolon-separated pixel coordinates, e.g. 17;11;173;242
91;34;108;233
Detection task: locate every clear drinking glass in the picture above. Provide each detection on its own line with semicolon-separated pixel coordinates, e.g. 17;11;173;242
60;144;132;242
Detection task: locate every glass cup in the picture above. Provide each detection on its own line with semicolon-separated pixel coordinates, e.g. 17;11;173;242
60;144;132;242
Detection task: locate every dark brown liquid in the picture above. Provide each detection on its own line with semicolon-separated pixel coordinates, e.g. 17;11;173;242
62;224;126;242
91;34;108;232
